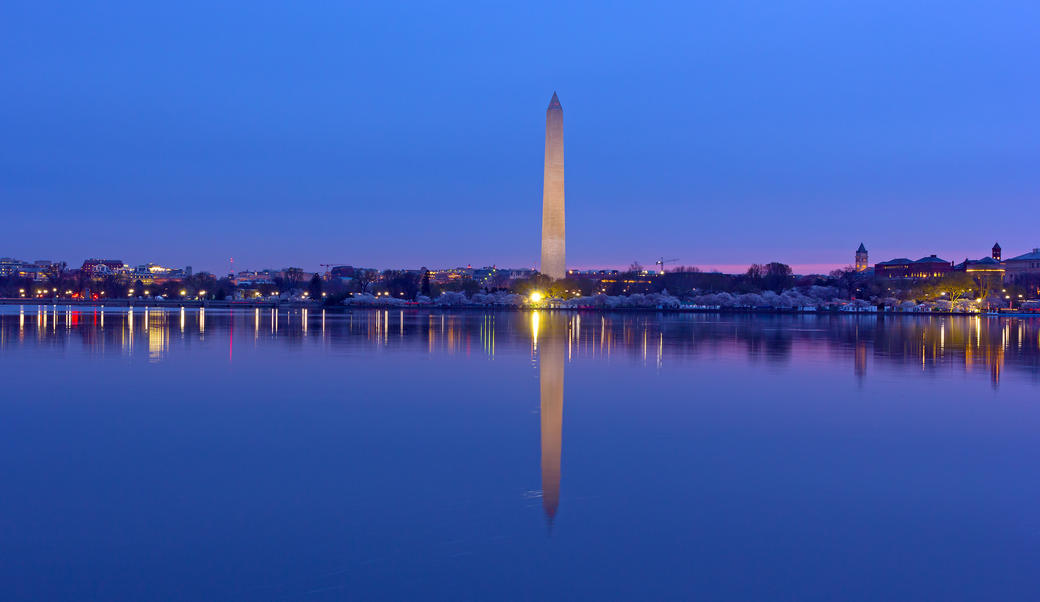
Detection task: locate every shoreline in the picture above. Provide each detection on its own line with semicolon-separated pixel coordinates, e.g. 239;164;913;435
2;298;1036;317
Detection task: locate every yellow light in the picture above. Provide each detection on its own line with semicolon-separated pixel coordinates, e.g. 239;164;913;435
180;290;187;296
530;292;542;303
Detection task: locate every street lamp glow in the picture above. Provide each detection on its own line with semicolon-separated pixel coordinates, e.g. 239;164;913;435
530;292;543;303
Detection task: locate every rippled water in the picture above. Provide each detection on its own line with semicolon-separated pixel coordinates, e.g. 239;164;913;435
2;305;1039;601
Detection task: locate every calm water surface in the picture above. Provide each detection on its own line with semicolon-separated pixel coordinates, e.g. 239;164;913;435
2;305;1040;601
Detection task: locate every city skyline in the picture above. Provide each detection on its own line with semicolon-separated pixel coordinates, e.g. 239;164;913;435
5;237;1040;279
3;2;1038;274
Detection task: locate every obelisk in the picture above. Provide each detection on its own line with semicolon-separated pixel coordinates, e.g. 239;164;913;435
541;92;565;279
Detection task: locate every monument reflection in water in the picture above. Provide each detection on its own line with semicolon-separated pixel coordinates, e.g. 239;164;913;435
533;311;564;527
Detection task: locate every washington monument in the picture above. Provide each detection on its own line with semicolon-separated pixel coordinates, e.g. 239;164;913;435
541;92;565;279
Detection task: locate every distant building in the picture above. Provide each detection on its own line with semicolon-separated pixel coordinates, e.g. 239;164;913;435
328;265;356;281
1004;248;1040;277
855;243;869;272
567;269;621;277
234;270;275;286
875;255;953;279
129;263;190;284
81;259;127;277
429;267;473;284
0;258;28;278
954;256;1005;278
0;258;52;280
992;242;1002;262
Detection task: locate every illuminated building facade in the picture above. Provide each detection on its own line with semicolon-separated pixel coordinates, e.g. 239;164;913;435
0;258;61;280
541;92;566;280
129;263;191;284
80;259;127;277
954;256;1005;278
428;267;474;284
874;255;953;279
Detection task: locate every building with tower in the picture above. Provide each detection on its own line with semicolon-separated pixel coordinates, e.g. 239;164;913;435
992;242;1001;261
1005;248;1040;278
855;243;868;272
541;92;566;280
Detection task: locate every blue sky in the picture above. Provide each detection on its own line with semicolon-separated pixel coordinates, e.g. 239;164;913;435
2;1;1038;274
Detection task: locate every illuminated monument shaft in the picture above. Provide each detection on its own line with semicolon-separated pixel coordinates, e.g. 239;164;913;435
541;92;565;279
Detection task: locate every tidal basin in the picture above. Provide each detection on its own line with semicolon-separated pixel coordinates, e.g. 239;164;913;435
2;306;1040;601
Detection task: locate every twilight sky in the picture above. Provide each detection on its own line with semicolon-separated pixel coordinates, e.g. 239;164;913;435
2;1;1038;274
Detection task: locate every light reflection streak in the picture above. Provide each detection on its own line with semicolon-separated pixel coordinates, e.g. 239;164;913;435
0;309;1034;389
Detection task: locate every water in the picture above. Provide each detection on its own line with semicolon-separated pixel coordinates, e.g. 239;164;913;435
2;305;1039;601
